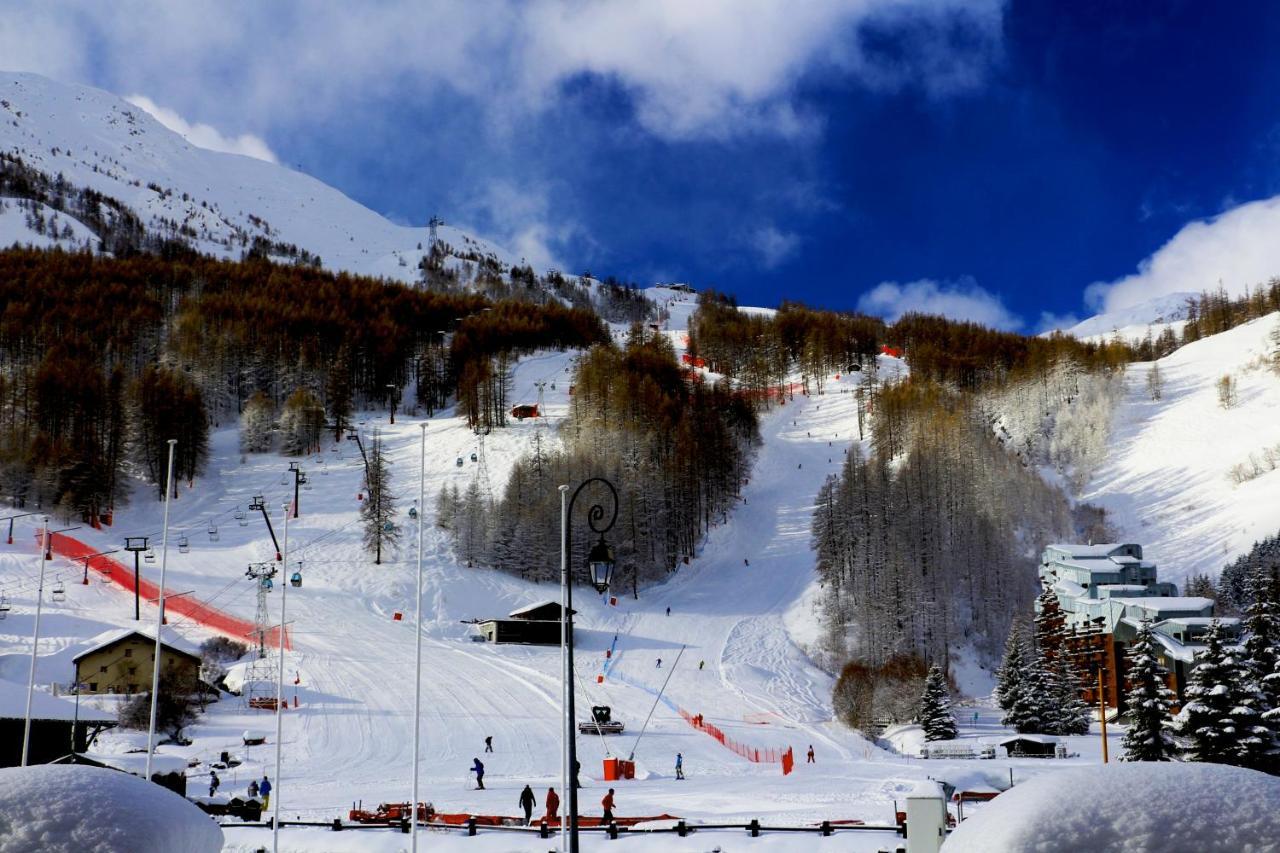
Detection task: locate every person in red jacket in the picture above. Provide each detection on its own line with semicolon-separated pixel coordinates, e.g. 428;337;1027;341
545;787;560;823
601;788;616;822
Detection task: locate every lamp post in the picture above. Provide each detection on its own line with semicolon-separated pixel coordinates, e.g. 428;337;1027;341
3;511;38;545
124;537;150;620
272;501;291;853
21;516;50;766
410;423;426;852
559;478;618;853
144;439;177;783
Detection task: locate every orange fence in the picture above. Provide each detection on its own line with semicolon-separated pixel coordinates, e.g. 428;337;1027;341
44;532;289;649
679;709;793;774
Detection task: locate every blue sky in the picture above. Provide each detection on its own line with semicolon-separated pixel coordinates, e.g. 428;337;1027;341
6;1;1280;330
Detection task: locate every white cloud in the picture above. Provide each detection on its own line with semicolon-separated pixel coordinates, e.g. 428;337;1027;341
751;225;801;268
457;180;588;273
1085;195;1280;313
857;277;1022;330
3;1;1006;143
124;95;277;163
1036;311;1081;335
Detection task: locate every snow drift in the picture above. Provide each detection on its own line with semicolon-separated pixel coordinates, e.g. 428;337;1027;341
0;765;223;853
943;762;1280;853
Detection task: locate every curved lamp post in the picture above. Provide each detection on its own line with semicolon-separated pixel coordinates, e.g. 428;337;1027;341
559;477;618;853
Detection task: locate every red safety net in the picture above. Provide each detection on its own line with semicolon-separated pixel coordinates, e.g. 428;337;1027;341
45;532;289;649
679;709;793;774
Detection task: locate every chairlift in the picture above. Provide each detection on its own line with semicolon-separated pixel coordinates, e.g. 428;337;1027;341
470;452;478;463
234;508;248;527
408;506;418;519
290;571;302;588
261;577;274;591
279;473;288;486
144;548;157;564
0;594;10;620
455;457;463;467
208;522;220;542
51;581;66;603
382;521;395;533
178;534;190;554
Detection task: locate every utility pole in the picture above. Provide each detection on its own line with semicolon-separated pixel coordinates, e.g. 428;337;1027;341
145;439;177;783
124;537;150;621
387;383;401;425
22;516;50;766
1098;668;1109;764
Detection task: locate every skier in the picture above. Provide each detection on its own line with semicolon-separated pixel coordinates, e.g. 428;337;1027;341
209;770;220;798
601;788;616;822
806;745;815;764
519;785;536;825
699;660;705;671
259;775;272;809
666;606;671;617
248;779;259;799
674;753;684;780
744;558;749;566
546;787;560;822
485;735;493;753
656;658;662;668
472;757;485;790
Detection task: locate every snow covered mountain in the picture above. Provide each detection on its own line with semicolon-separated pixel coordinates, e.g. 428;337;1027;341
0;71;523;282
1056;291;1197;343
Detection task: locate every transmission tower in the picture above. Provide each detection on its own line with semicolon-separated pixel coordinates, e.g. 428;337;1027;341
243;562;278;706
534;381;547;416
428;215;444;248
474;427;493;506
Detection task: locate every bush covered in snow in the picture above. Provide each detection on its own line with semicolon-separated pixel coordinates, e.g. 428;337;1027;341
943;762;1280;853
0;765;223;853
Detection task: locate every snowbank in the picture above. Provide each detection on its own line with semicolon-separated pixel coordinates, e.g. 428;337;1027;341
0;765;223;853
943;762;1280;852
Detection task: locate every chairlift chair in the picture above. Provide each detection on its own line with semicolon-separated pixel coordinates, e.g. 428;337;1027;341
178;534;190;554
408;506;418;519
208;522;220;542
261;577;274;591
51;580;66;603
470;452;478;462
0;593;10;620
455;457;463;467
144;548;157;564
234;508;248;527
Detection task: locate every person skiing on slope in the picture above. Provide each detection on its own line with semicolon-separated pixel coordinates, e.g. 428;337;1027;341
519;784;536;825
601;788;616;822
699;660;705;670
484;735;493;753
259;775;272;809
666;606;671;616
806;745;815;763
656;658;662;668
472;758;486;789
546;787;560;822
674;753;684;780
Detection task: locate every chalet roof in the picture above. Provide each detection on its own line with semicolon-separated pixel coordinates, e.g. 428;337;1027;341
71;628;202;664
1047;543;1131;559
1115;596;1213;613
507;601;576;620
999;734;1059;746
0;679;114;722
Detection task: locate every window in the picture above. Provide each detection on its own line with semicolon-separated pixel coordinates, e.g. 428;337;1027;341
99;665;107;673
124;648;132;658
89;682;98;691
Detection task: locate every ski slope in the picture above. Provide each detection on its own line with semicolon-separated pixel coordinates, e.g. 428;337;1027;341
1081;311;1280;584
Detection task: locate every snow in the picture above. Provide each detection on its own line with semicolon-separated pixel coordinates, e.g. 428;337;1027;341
0;764;223;853
0;678;114;722
71;626;202;662
1080;312;1280;584
81;750;191;777
943;762;1280;853
1055;291;1196;343
0;200;97;251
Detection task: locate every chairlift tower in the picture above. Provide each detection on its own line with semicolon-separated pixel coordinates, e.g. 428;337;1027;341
428;215;444;249
474;427;493;506
244;562;278;706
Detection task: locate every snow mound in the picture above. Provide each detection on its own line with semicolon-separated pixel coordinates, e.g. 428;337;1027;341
0;765;223;853
943;762;1280;853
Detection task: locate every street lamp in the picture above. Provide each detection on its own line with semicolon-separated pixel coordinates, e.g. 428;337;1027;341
558;477;619;853
21;516;50;766
272;502;292;853
124;537;150;621
144;438;178;784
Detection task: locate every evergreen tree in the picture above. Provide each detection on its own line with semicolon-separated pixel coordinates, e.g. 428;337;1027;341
1177;621;1269;767
1008;650;1052;734
1046;651;1091;735
916;664;958;741
1120;620;1175;762
360;432;398;564
239;391;275;453
996;622;1028;714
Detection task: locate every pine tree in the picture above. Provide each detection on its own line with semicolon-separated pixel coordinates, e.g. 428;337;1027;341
1120;620;1175;762
360;432;398;565
996;621;1028;714
1177;620;1268;766
916;665;958;741
239;392;275;453
1008;650;1052;734
1046;651;1091;736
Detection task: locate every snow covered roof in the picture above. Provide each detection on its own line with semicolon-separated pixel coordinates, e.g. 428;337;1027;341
998;734;1058;745
1116;596;1213;613
0;679;114;722
1160;616;1238;627
942;763;1280;853
507;600;575;619
1053;579;1085;598
1046;543;1135;559
0;764;223;853
79;750;189;776
71;627;202;663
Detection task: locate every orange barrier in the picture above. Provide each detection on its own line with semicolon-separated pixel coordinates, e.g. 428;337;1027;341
45;532;289;649
678;709;793;774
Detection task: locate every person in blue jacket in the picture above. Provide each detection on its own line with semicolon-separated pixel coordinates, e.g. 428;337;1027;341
259;775;272;809
472;757;486;789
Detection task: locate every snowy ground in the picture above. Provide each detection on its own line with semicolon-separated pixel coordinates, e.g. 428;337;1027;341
1081;311;1280;584
2;306;1130;852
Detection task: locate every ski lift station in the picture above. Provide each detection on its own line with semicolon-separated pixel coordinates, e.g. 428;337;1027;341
473;600;575;645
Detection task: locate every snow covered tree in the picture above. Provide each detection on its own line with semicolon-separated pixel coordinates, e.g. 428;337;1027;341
278;388;324;455
1145;362;1164;401
1121;620;1175;762
1007;650;1053;734
1177;621;1269;767
1241;566;1280;769
996;622;1029;714
239;391;275;453
1045;651;1091;736
916;665;958;741
360;432;398;565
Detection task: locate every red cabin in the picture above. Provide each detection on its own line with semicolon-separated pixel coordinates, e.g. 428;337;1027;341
880;344;904;358
511;404;539;420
